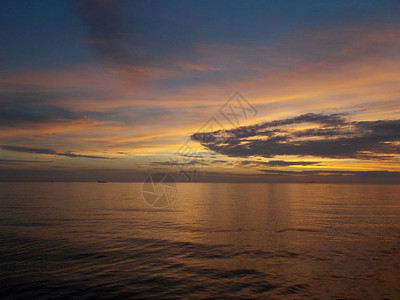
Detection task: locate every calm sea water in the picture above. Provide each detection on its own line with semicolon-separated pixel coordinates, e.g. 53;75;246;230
0;182;399;299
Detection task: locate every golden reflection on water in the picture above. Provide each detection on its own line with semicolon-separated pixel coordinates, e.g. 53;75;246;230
0;182;399;298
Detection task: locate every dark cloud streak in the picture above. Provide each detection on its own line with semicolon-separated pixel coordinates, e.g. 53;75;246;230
191;113;400;160
241;160;321;167
1;145;113;159
0;159;54;164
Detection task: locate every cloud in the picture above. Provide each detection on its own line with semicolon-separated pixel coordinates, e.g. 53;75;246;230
2;1;400;177
0;101;79;127
1;166;399;183
0;159;53;164
191;113;400;160
240;160;321;167
1;145;113;159
77;0;131;65
257;169;400;179
149;159;207;167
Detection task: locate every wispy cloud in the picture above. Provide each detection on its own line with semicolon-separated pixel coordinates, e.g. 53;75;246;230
78;0;131;66
0;159;53;164
1;145;113;159
240;160;321;167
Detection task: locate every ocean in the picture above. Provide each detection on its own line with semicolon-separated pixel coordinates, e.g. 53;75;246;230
0;182;399;299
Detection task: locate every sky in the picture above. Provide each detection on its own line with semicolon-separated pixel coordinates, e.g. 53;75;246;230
0;0;400;183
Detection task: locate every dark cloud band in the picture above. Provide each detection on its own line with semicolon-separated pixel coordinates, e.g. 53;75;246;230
1;145;112;159
191;113;400;160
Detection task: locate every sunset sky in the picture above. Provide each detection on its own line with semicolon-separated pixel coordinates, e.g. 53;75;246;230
1;0;399;182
